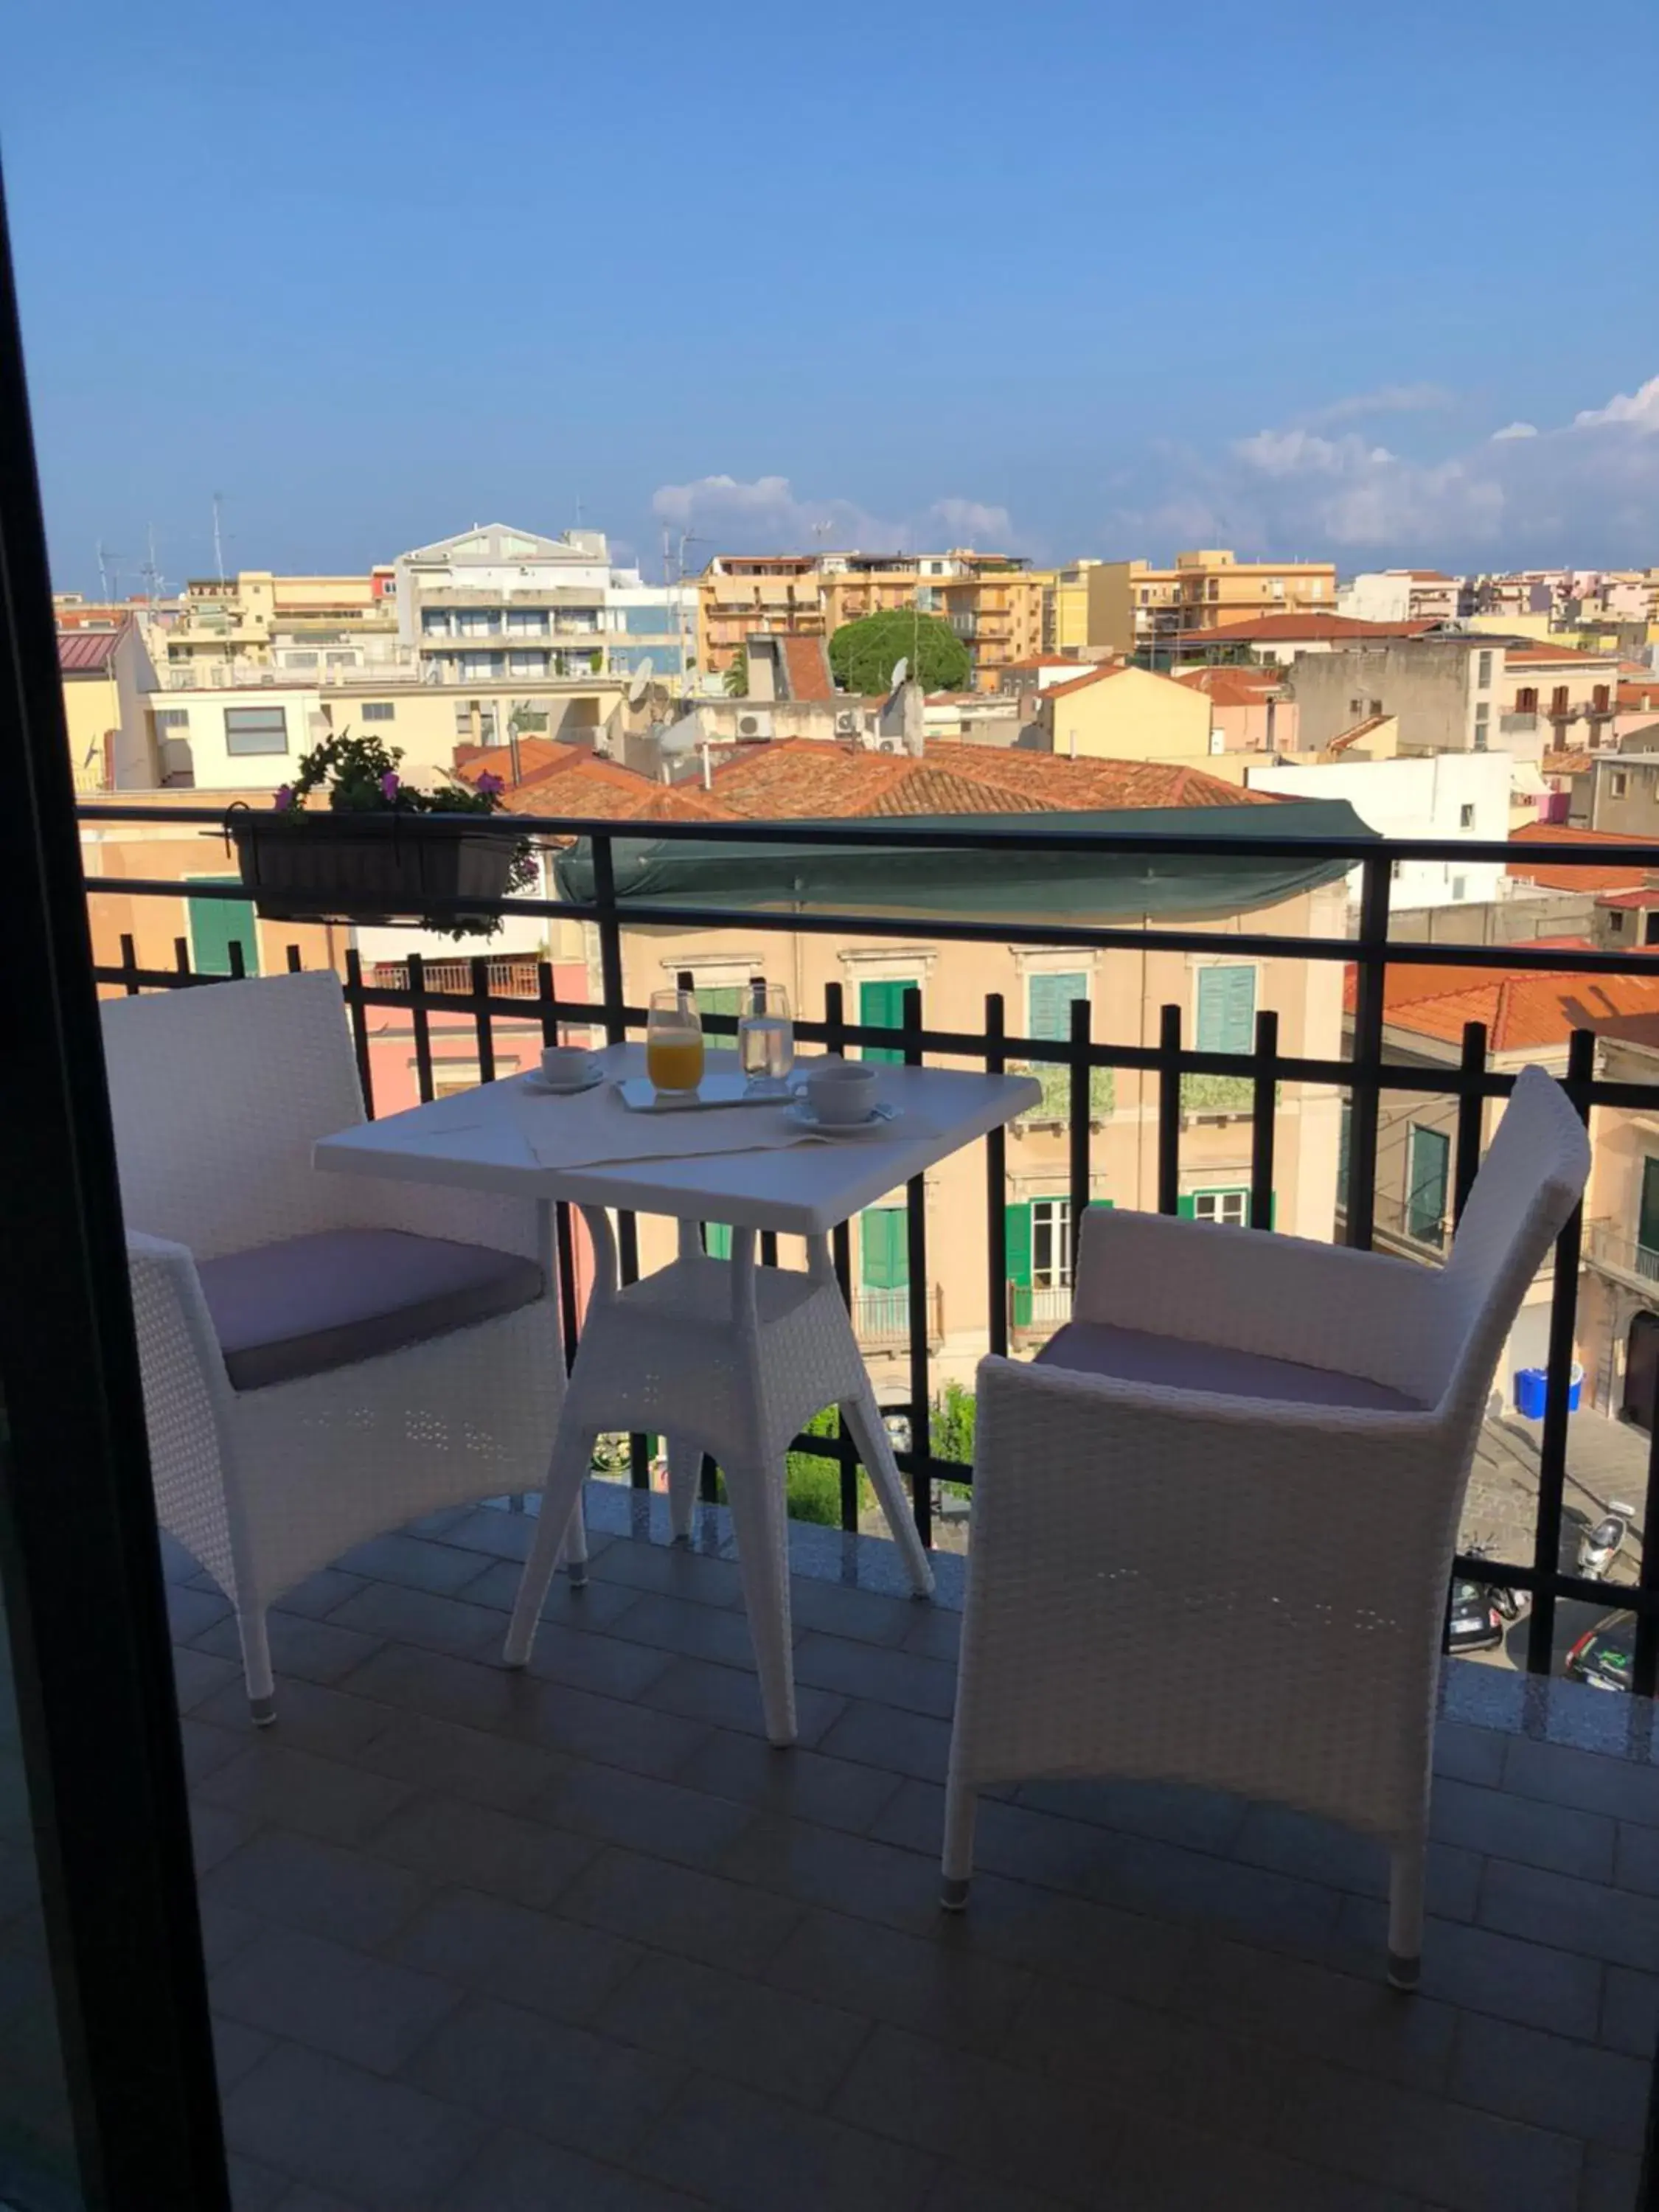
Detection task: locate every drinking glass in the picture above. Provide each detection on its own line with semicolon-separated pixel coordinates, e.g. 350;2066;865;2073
646;988;704;1098
738;981;794;1092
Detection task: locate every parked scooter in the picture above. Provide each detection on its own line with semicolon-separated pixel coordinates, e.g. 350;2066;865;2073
1577;1503;1635;1582
1464;1540;1528;1623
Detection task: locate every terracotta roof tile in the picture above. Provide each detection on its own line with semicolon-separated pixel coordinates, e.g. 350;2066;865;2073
1619;681;1659;712
1507;822;1659;894
779;634;835;703
1174;667;1280;706
1326;714;1391;754
1506;644;1615;664
1175;614;1435;644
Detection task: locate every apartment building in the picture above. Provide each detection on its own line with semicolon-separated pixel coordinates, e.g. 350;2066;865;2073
162;569;400;686
1245;751;1512;908
1173;666;1294;752
1029;661;1219;767
143;669;630;790
1581;1020;1659;1427
1048;560;1099;650
59;619;159;790
1338;571;1464;625
1088;549;1338;655
1283;634;1618;759
395;523;619;683
597;740;1346;1390
696;549;1042;690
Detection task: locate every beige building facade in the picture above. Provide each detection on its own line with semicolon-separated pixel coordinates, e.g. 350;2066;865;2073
610;884;1346;1393
1089;551;1338;655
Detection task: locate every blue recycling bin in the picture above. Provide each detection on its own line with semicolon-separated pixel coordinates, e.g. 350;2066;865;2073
1513;1367;1548;1419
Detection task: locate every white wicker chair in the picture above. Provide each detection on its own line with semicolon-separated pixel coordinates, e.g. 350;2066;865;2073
102;971;576;1722
505;1216;933;1744
942;1064;1590;1987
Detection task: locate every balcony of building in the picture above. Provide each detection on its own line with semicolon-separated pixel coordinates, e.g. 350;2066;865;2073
29;804;1659;2212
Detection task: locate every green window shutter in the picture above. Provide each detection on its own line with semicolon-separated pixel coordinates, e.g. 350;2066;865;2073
1177;1194;1197;1219
1270;1192;1278;1230
860;1207;908;1290
187;880;260;976
693;986;742;1025
1407;1125;1450;1246
1196;964;1255;1054
860;978;915;1065
704;1222;732;1260
1004;1201;1033;1285
1028;971;1088;1043
1087;1197;1114;1210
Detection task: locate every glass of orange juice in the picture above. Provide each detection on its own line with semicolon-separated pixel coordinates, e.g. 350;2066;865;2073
646;988;704;1099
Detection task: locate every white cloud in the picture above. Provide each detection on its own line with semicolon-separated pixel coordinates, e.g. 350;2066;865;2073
1308;383;1453;426
1102;374;1659;564
928;496;1013;543
649;473;1026;555
1571;375;1659;432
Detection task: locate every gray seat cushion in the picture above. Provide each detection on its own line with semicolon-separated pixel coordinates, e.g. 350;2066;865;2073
1034;1319;1424;1413
198;1228;544;1392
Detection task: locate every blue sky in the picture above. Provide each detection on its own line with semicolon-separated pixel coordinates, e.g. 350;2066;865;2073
5;0;1658;594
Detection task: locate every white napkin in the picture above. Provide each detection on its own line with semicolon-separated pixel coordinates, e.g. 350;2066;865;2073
503;1081;821;1169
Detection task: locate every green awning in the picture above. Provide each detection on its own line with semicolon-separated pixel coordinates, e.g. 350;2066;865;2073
554;799;1377;922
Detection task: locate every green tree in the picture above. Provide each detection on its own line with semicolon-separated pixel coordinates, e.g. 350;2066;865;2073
830;609;970;697
723;647;749;698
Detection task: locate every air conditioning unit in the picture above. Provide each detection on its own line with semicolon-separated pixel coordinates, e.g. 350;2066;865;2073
872;734;903;755
834;709;861;737
736;710;773;740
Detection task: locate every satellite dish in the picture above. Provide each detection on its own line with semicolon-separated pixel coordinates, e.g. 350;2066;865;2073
890;657;909;688
627;658;656;705
656;710;701;757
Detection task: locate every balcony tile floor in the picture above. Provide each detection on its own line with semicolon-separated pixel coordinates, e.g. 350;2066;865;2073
157;1488;1659;2212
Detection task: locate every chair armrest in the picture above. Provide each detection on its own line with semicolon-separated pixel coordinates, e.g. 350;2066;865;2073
1072;1208;1446;1400
125;1232;240;1588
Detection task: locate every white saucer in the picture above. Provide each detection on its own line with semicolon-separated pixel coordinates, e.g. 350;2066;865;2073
787;1097;896;1135
521;1062;605;1096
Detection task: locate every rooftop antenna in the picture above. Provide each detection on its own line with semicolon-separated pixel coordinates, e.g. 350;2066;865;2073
95;539;123;602
139;523;167;605
627;658;655;707
212;493;226;582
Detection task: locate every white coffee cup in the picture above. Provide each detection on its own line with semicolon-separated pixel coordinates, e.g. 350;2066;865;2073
806;1057;880;1125
540;1044;593;1089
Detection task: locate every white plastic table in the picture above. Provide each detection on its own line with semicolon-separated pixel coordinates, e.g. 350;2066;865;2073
316;1046;1039;1742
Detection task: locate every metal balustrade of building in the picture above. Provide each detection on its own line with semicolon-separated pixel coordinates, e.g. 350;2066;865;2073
75;799;1659;1703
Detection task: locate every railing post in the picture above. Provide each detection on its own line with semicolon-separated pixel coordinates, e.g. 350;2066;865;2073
902;982;932;1550
984;993;1009;1364
1344;854;1391;1250
343;947;375;1118
1249;1008;1278;1231
1453;1020;1488;1226
825;981;859;1531
1157;1003;1181;1215
1068;992;1092;1276
119;931;140;995
592;831;626;1047
1526;1025;1593;1675
469;955;496;1086
408;952;434;1103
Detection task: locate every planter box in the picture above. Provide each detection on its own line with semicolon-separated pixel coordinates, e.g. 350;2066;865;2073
228;813;516;927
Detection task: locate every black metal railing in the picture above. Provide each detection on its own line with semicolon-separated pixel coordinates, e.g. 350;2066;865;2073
76;802;1659;1691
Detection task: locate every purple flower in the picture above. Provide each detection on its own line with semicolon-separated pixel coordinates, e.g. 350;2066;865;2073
475;770;504;796
274;784;293;810
379;770;400;801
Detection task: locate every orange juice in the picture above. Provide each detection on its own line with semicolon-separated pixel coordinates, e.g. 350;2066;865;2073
647;1035;704;1093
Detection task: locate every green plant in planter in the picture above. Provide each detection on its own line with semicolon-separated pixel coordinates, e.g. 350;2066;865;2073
274;728;537;940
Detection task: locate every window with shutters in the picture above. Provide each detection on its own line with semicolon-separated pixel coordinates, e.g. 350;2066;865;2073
860;1207;908;1289
1407;1125;1450;1248
704;1223;732;1260
1027;970;1087;1043
1194;964;1256;1053
186;878;260;976
1183;1188;1249;1228
859;978;915;1064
